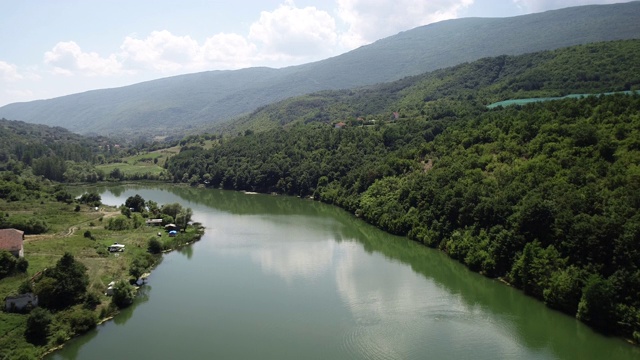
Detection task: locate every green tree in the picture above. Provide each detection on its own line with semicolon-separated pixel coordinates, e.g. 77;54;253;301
148;237;163;254
129;253;154;280
0;250;17;279
36;253;89;310
106;215;133;231
175;207;193;231
577;274;616;331
109;167;124;180
24;307;53;345
79;192;101;206
125;194;146;212
161;203;183;220
543;265;584;314
112;280;136;308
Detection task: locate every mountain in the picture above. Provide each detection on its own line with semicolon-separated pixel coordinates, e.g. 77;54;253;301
2;1;640;136
221;39;640;134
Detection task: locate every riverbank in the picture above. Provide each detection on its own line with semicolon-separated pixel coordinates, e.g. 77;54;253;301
0;193;204;359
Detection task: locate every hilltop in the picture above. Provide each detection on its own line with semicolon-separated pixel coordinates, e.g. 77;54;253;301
1;1;640;137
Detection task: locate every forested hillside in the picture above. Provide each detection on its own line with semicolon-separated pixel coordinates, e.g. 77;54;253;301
2;1;640;137
220;40;640;134
166;40;640;340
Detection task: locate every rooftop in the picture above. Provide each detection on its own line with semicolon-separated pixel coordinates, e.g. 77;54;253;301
0;228;24;253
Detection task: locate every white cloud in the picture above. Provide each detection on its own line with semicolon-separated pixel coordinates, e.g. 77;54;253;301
37;1;485;80
249;2;338;61
44;41;124;76
336;0;475;49
200;33;257;69
120;30;201;72
512;0;623;12
0;61;23;81
120;30;258;72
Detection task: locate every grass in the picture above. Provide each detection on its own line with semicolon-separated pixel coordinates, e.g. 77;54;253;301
96;162;164;177
0;198;185;358
96;147;177;177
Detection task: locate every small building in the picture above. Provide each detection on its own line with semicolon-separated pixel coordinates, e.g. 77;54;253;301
105;281;116;296
108;243;125;252
164;223;178;231
335;121;347;129
5;293;38;312
0;228;25;258
145;219;163;226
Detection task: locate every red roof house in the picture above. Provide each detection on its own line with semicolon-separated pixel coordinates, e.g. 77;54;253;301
0;229;25;258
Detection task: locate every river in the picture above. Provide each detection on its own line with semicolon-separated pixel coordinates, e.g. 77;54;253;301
49;184;639;359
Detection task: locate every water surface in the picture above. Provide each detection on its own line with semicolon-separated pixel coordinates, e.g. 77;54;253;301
50;185;639;359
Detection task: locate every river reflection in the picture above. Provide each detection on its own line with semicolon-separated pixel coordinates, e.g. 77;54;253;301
52;184;639;360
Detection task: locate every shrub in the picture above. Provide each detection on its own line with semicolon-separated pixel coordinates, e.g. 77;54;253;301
148;237;163;254
112;280;136;308
106;215;132;231
25;308;52;345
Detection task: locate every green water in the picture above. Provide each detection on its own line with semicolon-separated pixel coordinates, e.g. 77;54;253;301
49;184;639;359
487;90;637;108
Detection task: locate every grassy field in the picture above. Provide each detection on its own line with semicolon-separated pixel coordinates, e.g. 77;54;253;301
96;162;165;177
0;197;193;358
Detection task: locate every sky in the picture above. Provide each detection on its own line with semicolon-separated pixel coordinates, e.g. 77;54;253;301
0;0;628;107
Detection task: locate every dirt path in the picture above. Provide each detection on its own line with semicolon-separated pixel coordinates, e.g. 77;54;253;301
24;209;119;243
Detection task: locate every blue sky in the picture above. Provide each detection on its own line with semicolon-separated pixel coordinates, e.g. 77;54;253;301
0;0;626;106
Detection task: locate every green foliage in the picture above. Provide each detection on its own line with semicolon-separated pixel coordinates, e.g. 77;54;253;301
4;216;49;234
577;275;616;331
106;215;133;231
543;266;585;314
0;250;24;279
78;192;101;207
24;308;52;345
35;253;89;310
129;253;155;280
111;280;135;308
57;308;97;335
160;203;183;220
125;194;145;212
148;237;163;254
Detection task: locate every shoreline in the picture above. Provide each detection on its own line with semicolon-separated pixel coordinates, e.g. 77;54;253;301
40;225;204;359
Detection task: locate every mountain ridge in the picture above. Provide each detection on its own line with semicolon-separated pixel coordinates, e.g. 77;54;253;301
2;1;640;136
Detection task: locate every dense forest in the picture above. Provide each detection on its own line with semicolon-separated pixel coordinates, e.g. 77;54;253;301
166;40;640;340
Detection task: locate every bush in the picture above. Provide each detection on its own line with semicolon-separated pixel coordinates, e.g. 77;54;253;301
148;237;163;254
0;250;17;279
106;215;132;231
65;308;98;334
79;192;101;207
112;280;136;308
83;291;102;310
25;307;52;345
